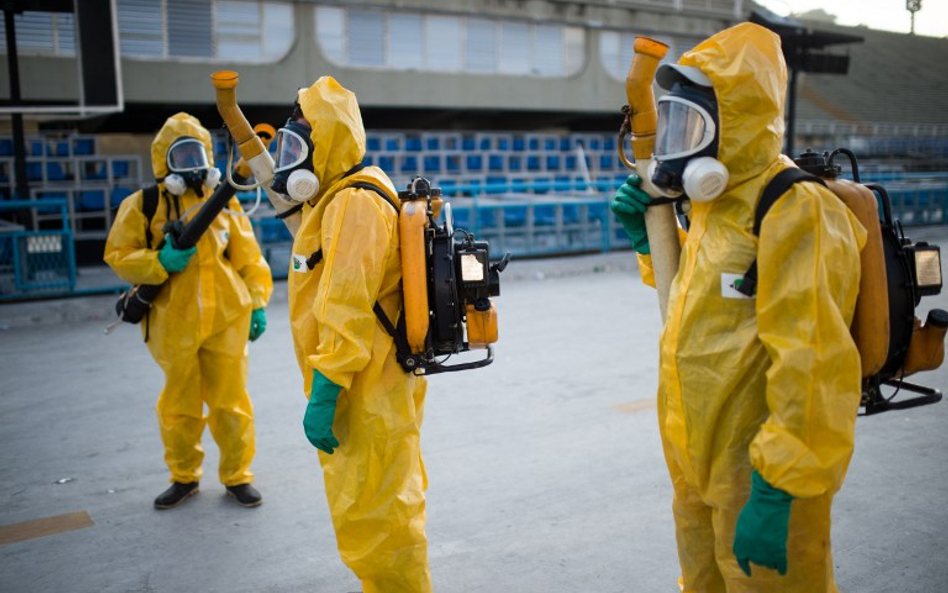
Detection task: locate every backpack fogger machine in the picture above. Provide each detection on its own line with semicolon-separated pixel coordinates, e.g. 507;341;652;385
383;176;510;375
805;149;945;414
747;148;946;415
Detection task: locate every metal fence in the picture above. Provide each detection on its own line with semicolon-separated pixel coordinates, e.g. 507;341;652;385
0;200;76;300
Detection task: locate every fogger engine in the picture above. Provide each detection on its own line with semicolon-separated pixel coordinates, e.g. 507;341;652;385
794;148;946;414
393;177;510;375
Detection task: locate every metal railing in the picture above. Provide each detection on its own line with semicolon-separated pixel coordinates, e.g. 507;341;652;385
0;199;76;300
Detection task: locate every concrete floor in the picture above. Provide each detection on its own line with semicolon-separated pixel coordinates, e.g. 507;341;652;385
1;242;947;593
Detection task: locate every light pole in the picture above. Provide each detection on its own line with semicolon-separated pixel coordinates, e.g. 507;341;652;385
907;0;922;35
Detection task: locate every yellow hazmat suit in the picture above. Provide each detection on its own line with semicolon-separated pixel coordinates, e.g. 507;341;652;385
104;112;273;487
286;78;430;592
638;23;867;592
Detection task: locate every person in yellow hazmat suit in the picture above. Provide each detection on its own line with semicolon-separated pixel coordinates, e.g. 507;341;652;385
610;23;866;592
104;112;273;510
266;77;431;592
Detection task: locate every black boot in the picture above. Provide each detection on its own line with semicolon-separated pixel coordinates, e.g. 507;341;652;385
154;481;199;510
225;483;263;507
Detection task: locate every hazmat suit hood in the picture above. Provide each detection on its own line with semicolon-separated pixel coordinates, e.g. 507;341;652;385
296;76;367;203
675;22;787;190
151;112;215;181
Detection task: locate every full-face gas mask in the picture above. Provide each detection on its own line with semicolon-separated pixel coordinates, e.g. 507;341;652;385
163;137;221;197
271;117;319;203
649;66;729;203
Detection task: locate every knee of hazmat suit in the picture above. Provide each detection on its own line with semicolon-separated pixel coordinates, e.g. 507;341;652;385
103;112;273;485
645;22;867;591
282;77;431;592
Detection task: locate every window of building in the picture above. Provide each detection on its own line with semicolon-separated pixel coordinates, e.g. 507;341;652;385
389;13;423;70
315;7;585;78
465;18;496;73
348;9;386;67
115;0;293;62
426;16;461;72
316;6;345;63
0;11;76;56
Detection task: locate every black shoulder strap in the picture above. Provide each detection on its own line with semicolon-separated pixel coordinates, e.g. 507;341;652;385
349;181;399;213
142;185;160;249
735;168;826;297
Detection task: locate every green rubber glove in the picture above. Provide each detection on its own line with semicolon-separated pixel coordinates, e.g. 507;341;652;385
248;308;267;341
157;234;196;273
610;174;652;254
733;470;794;577
303;369;342;454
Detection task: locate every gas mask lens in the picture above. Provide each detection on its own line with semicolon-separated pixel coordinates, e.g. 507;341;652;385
166;138;210;172
654;96;715;160
274;125;310;173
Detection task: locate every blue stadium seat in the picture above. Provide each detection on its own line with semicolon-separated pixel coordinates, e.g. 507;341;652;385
27;162;42;181
462;135;476;151
78;189;106;211
559;137;572;152
73;137;95;155
527;156;541;172
513;136;525;151
378;155;395;173
405;136;422;151
424;155;441;173
543;137;556;151
112;160;131;179
488;154;504;172
466;154;483;172
385;137;401;151
546;155;561;171
361;154;374;167
366;136;381;151
533;176;552;194
446;155;462;174
46;161;68;181
0;138;13;156
425;136;439;151
497;137;510;151
503;204;527;227
486;175;508;194
47;140;69;157
599;154;614;170
400;155;419;174
534;204;557;226
508;155;522;172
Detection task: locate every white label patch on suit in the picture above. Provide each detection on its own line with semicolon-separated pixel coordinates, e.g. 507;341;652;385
291;254;309;273
220;230;230;243
721;272;754;299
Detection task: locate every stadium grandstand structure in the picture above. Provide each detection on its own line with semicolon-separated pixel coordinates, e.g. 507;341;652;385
1;0;947;298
